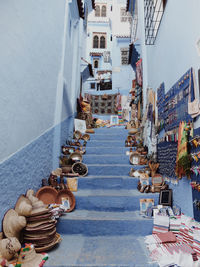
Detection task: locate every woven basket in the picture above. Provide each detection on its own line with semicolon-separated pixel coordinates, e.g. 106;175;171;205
72;162;88;177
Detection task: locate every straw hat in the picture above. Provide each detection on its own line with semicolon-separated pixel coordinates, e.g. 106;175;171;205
24;223;56;234
0;237;21;260
15;195;32;217
29;200;49;217
26;213;52;223
17;244;48;267
26;190;39;204
26;219;56;229
24;228;56;241
3;209;26;240
35;233;62;253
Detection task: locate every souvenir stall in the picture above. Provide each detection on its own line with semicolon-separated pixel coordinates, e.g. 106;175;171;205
156;68;193;178
155;68;200;218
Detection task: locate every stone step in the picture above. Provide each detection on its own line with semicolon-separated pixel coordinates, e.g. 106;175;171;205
86;164;146;176
46;235;158;267
93;127;129;134
90;133;128;141
77;177;139;190
86;140;125;148
57;217;154;236
75;195;158;212
84;147;131;154
74;189;158;198
60;210;152;221
83;154;131;164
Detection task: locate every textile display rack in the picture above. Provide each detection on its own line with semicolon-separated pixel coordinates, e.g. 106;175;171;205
157;68;193;133
190;126;200;222
157;141;177;178
156;68;196;183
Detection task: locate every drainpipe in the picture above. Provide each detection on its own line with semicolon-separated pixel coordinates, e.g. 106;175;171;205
53;0;69;169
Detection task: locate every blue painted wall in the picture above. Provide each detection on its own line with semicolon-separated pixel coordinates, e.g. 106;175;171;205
0;0;66;162
112;36;135;95
0;0;85;228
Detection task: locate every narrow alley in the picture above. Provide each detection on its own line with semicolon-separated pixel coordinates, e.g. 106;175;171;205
47;126;158;266
1;0;200;267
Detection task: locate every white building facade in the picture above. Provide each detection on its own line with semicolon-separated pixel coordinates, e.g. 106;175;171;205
83;0;135;96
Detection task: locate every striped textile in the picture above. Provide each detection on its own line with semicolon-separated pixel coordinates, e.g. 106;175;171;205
192;228;200;256
153;232;177;244
169;216;181;233
152;225;169;234
153;214;169;234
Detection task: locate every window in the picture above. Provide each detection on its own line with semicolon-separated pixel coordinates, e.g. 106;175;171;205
120;8;132;22
121;48;129;65
100;36;105;48
144;0;168;45
93;59;99;68
91;83;95;89
101;5;107;17
95;3;107;17
93;35;99;48
92;33;106;49
95;5;100;17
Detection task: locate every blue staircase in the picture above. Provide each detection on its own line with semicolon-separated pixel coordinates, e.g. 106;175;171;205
46;127;159;267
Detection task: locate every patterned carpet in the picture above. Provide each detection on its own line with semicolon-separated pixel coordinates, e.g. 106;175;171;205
46;127;159;267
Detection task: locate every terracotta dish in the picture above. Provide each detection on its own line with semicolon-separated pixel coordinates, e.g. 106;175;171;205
35;186;58;205
55;189;76;212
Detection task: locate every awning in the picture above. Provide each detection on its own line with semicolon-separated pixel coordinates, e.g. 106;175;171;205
81;64;93;82
128;43;140;71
